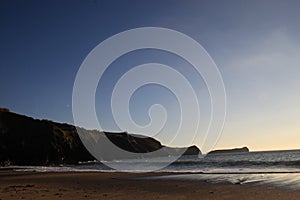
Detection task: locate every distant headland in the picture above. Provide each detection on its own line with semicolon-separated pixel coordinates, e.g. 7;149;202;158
207;147;250;155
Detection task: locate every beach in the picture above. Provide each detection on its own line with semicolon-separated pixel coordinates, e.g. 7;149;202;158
1;170;300;200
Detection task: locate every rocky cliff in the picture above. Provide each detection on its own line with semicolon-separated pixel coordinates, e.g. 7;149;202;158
0;110;201;166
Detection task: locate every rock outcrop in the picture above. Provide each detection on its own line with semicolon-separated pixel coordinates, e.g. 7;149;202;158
182;145;201;156
0;110;201;166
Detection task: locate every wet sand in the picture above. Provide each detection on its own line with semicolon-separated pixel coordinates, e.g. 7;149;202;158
1;170;300;200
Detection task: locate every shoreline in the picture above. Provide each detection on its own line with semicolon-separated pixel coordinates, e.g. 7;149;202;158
1;170;300;200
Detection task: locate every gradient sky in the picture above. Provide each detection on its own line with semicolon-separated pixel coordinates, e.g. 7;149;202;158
1;0;300;152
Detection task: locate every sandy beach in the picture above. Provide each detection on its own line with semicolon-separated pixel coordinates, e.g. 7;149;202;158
1;170;300;200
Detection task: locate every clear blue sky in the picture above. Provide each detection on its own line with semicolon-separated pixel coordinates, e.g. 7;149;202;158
1;0;300;151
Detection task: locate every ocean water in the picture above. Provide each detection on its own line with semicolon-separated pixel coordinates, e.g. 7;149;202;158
11;150;300;189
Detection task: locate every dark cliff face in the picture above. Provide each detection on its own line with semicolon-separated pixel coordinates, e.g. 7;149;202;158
0;111;93;165
0;111;201;166
207;147;249;155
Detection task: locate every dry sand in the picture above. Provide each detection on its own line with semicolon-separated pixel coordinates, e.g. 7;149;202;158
1;170;300;200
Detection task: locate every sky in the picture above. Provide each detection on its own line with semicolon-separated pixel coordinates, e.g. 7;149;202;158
1;0;300;152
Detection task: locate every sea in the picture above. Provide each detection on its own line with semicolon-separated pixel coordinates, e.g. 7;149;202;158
8;150;300;190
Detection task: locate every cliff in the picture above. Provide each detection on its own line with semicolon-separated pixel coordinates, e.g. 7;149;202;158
0;110;201;166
